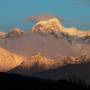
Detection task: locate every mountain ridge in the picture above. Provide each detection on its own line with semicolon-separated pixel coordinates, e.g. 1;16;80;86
0;18;90;39
31;18;90;37
8;53;90;76
0;47;24;72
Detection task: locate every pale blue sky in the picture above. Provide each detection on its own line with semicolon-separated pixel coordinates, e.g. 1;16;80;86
0;0;90;31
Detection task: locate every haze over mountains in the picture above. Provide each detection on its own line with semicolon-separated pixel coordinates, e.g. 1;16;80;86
0;17;90;84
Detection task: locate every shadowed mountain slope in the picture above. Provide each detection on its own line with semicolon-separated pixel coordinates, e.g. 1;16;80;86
31;62;90;84
8;54;90;76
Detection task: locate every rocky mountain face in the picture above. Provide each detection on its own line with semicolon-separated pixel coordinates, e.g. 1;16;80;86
0;47;24;72
32;18;90;37
6;28;24;38
8;53;90;76
32;18;64;32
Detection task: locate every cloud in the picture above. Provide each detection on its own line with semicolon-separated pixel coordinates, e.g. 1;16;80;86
73;0;90;6
79;22;90;27
63;15;90;24
24;14;62;23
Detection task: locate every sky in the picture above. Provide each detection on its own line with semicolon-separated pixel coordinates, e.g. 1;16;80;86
0;0;90;32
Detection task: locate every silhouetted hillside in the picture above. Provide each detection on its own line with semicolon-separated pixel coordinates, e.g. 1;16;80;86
0;72;90;89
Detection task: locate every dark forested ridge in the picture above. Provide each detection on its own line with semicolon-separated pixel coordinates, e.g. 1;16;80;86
0;72;90;90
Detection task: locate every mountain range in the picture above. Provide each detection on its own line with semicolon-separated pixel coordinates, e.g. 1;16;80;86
0;17;90;84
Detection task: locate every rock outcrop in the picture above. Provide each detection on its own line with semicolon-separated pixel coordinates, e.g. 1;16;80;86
22;54;90;70
32;18;64;32
0;32;6;38
6;28;24;37
18;53;62;70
